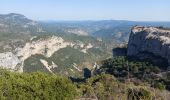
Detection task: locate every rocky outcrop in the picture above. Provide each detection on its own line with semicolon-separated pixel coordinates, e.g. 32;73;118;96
0;52;21;71
127;26;170;68
16;36;73;61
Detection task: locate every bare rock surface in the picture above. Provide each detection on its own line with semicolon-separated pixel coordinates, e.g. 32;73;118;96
0;52;21;71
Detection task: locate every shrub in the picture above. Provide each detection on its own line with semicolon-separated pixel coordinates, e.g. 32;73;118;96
154;82;166;90
0;70;78;99
127;87;152;100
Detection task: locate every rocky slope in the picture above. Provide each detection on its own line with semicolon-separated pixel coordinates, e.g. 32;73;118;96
127;26;170;69
0;52;21;71
0;35;96;73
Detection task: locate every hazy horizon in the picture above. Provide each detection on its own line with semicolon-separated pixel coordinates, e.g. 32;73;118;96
1;0;170;21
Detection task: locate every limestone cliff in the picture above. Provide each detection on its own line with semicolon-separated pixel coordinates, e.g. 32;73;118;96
127;26;170;68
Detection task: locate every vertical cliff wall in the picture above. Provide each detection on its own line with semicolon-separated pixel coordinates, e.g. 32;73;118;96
127;26;170;69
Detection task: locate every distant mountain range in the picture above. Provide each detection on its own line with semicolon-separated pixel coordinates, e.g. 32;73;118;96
41;19;170;43
1;13;170;42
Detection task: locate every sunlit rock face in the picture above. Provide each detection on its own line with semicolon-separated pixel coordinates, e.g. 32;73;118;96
127;26;170;69
16;36;72;61
0;52;21;71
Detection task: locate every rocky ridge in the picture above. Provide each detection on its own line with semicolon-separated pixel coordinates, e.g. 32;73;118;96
0;13;44;33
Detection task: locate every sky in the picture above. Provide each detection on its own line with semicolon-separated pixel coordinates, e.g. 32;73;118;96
0;0;170;21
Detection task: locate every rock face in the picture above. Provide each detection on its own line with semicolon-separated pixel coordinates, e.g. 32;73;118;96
0;52;21;71
16;36;72;61
127;26;170;68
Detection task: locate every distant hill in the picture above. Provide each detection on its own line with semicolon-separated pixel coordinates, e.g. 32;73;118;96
0;13;44;34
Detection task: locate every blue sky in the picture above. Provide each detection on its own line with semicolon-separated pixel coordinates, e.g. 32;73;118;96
0;0;170;21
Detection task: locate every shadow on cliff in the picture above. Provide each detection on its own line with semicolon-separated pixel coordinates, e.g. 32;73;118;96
127;51;169;70
112;47;127;57
113;47;168;70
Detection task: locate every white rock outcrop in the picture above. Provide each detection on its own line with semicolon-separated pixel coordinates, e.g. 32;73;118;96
16;36;72;61
0;52;21;71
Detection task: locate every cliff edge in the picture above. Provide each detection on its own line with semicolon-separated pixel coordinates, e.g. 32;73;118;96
127;26;170;69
